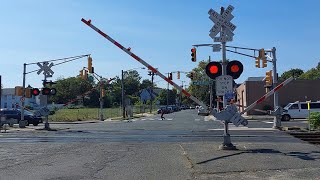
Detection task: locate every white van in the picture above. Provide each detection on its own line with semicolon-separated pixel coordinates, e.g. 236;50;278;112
281;101;320;121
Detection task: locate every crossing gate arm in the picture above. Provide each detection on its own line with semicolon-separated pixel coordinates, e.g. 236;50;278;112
81;18;208;111
240;77;294;115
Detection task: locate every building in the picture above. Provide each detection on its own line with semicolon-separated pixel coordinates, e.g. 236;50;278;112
236;77;320;115
1;88;37;109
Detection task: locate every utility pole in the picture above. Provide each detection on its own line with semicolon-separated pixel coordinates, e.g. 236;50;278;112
121;70;125;118
99;78;104;121
272;47;281;129
150;72;154;113
0;75;2;108
166;73;169;108
19;63;27;128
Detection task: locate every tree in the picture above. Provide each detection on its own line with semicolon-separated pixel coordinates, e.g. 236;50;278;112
50;77;93;104
140;79;153;90
280;68;304;80
186;60;215;106
299;67;320;80
156;89;177;105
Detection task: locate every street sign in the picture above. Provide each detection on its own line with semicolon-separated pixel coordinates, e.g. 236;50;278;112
216;75;233;96
224;92;234;101
192;81;214;86
37;62;54;77
208;5;236;42
212;44;221;52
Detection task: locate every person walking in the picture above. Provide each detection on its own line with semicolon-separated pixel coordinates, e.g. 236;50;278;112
161;108;165;120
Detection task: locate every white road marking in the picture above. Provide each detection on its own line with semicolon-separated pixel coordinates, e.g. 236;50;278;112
208;128;275;131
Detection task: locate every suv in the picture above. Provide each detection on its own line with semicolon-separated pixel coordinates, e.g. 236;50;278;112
0;109;42;126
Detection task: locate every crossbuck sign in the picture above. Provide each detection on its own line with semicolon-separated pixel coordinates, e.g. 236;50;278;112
208;5;236;42
37;62;54;77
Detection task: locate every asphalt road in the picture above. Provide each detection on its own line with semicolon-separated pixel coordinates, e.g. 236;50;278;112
0;109;319;180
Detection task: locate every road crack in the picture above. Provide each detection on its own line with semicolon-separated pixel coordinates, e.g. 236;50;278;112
179;144;197;179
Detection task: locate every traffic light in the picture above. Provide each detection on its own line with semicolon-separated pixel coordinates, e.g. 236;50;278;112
31;88;40;96
190;72;195;80
259;48;267;68
265;70;273;85
83;70;88;80
262;59;267;68
191;48;197;62
88;56;93;73
168;73;173;80
255;58;260;68
177;71;180;79
101;89;106;97
15;86;23;96
79;70;83;79
226;60;244;79
25;88;32;98
205;62;222;79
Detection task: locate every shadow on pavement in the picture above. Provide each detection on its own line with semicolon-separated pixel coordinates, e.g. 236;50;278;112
197;149;320;164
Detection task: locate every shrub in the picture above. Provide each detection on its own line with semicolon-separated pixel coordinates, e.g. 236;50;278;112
308;112;320;130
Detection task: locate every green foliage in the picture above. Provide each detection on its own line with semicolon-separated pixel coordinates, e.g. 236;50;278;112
308;112;320;129
280;68;304;80
156;89;177;105
299;67;320;80
50;77;92;104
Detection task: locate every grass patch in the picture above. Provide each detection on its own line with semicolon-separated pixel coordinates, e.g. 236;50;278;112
48;108;122;122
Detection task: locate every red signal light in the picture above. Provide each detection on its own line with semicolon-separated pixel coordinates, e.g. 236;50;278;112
42;88;51;95
31;88;40;96
230;65;240;73
226;60;243;79
205;62;222;79
209;65;219;74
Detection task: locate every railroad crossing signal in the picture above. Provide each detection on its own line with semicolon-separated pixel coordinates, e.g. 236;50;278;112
266;70;273;85
208;5;236;42
206;61;243;79
191;48;197;62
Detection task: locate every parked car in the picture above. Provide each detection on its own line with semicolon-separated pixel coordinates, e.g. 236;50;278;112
0;109;42;126
281;101;320;121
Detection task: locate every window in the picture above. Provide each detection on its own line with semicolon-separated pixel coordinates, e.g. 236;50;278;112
289;104;299;109
310;103;320;109
301;104;308;109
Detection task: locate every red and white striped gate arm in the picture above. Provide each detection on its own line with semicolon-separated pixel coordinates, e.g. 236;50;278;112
240;77;294;115
81;18;208;110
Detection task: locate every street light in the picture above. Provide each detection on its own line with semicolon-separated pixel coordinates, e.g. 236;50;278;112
121;67;145;118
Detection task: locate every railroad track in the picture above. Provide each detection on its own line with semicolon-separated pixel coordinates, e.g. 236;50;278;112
289;132;320;144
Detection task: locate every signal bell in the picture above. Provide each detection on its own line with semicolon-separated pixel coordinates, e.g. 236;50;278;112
205;62;222;79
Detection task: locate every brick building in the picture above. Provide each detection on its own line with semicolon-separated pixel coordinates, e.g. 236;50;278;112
236;77;320;115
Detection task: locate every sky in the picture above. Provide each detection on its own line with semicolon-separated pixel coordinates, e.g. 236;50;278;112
1;0;320;90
